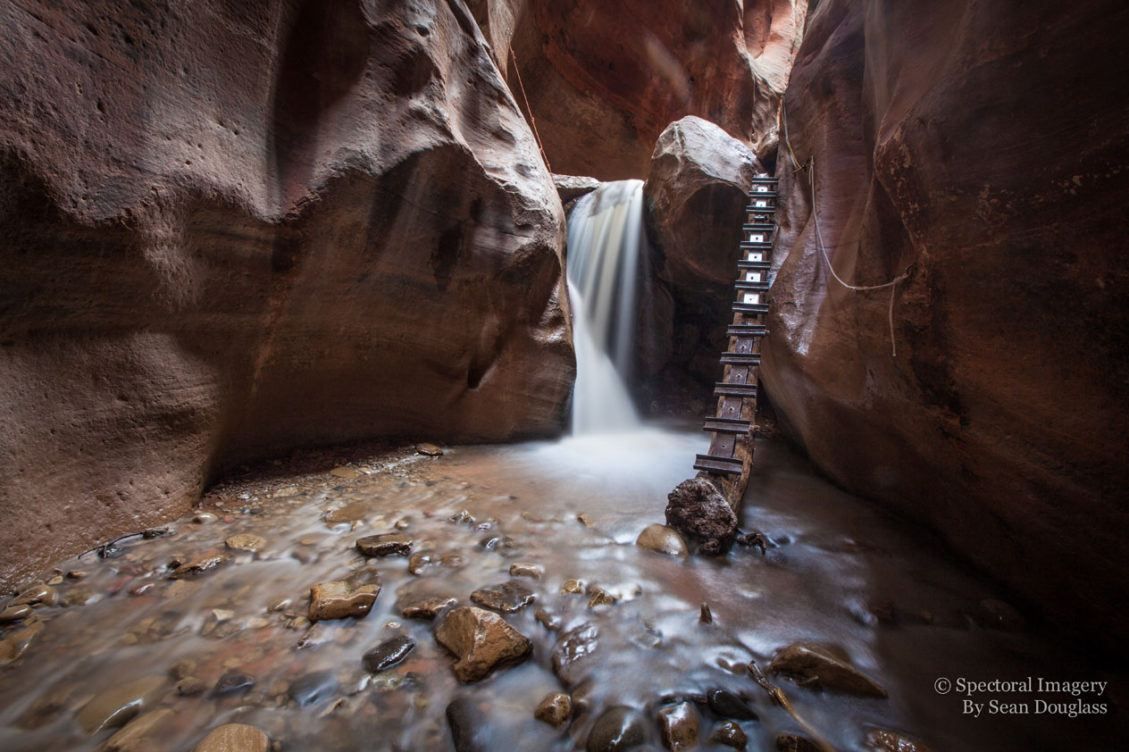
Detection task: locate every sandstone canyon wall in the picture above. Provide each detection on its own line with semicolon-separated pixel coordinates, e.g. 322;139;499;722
762;0;1129;649
468;0;808;179
0;0;574;588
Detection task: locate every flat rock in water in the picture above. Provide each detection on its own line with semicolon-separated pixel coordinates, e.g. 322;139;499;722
433;606;532;683
356;533;413;557
212;671;255;697
169;551;228;579
658;702;699;750
224;534;266;553
551;623;599;687
0;603;33;624
193;723;270;752
398;594;458;620
635;524;688;556
508;562;544;579
706;688;758;720
586;705;646;752
768;642;887;698
288;670;338;707
710;721;748;749
308;581;380;622
665;477;737;555
77;675;165;733
469;581;535;613
101;708;173;752
363;635;417;672
534;692;572;727
417;443;444;457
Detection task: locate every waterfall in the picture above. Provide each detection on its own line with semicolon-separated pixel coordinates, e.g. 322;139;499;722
566;180;645;434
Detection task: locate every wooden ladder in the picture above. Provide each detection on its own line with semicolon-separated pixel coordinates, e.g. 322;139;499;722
693;176;778;505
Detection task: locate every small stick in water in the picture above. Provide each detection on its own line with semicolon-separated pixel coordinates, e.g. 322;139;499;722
700;603;713;624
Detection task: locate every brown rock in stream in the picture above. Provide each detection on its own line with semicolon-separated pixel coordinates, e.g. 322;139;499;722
586;705;647;752
665;478;737;555
768;643;887;698
224;534;266;553
658;702;700;750
434;606;533;683
363;635;417;673
635;524;688;557
101;709;174;752
710;721;748;750
470;581;535;613
76;675;165;733
534;692;573;727
864;728;934;752
168;551;228;580
0;619;43;666
398;594;458;620
356;533;413;558
308;581;380;622
551;623;599;687
192;723;270;752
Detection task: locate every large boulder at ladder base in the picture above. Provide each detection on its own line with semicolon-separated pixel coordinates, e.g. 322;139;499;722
761;0;1129;655
0;0;574;590
639;116;761;399
665;477;738;556
467;0;808;179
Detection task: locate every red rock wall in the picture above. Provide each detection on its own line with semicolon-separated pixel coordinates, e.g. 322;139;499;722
762;0;1129;648
469;0;808;179
0;0;574;587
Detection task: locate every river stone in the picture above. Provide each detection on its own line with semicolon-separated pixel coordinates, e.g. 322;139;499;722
224;534;266;553
446;696;488;752
768;643;887;698
635;524;688;557
434;606;532;683
469;581;535;613
169;551;228;579
308;581;380;621
706;689;758;721
551;623;599;687
356;533;413;557
509;562;544;579
665;478;737;555
212;671;255;696
77;675;165;733
0;620;43;665
417;443;444;457
193;723;270;752
101;708;173;752
658;702;699;750
776;732;823;752
586;705;646;752
363;635;417;672
864;728;934;752
288;670;338;707
0;603;33;623
398;594;458;620
534;692;573;727
710;721;748;750
13;583;58;607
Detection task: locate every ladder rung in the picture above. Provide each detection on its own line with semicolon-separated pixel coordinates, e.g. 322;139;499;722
720;352;762;366
732;302;769;314
735;281;771;292
714;381;758;397
693;454;744;475
702;417;754;435
739;242;773;250
743;223;776;231
737;260;772;270
750;177;778;184
747;191;779;199
726;324;767;337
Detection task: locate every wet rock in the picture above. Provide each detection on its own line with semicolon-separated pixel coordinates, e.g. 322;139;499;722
356;533;413;557
409;550;466;575
0;603;33;623
329;466;360;480
193;512;218;525
586;584;618;608
417;443;444;457
768;643;887;698
577;513;596;527
864;728;934;752
635;524;688;557
308;581;380;622
553;174;602;204
586;705;646;752
658;702;699;750
77;675;165;733
288;670;338;707
706;689;758;721
176;677;207;697
193;723;270;752
363;635;417;673
169;551;228;579
398;594;458;620
0;619;43;666
710;721;748;750
470;581;535;613
551;623;599;687
13;583;59;607
509;562;544;579
434;606;533;683
700;603;714;624
535;692;573;727
224;534;266;553
212;671;255;697
479;534;516;551
562;579;586;594
665;478;737;555
446;696;488;752
101;708;174;752
535;608;562;631
776;733;822;752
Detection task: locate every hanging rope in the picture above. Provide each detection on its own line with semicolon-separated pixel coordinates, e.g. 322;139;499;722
508;45;553;174
781;101;913;357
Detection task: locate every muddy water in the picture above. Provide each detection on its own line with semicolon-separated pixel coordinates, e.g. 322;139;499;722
0;430;1125;751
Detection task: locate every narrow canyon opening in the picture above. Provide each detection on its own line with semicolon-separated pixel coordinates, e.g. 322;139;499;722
1;2;1127;751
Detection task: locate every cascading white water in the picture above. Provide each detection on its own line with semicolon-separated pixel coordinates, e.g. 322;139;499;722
566;180;646;434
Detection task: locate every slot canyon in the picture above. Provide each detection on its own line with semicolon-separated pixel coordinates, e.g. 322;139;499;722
0;1;1126;750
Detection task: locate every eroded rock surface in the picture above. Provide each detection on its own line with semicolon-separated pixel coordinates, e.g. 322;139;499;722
665;477;737;556
433;605;533;682
761;0;1129;654
0;0;574;590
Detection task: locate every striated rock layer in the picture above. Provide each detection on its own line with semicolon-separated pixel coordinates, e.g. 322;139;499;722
0;0;574;588
468;0;808;179
762;0;1129;651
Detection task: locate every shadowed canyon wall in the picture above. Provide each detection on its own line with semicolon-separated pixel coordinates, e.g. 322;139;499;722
0;0;574;588
468;0;807;179
762;0;1129;650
